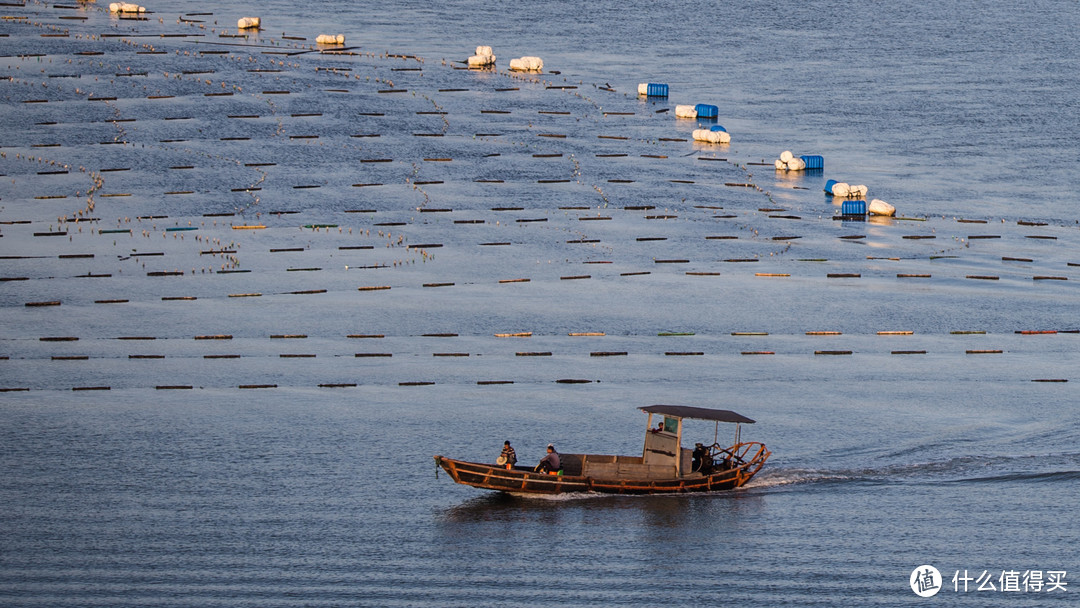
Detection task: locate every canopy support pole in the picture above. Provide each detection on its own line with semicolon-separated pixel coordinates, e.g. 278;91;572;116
643;412;654;459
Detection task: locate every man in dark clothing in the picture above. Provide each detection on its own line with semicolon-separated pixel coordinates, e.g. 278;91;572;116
692;442;708;473
535;444;560;474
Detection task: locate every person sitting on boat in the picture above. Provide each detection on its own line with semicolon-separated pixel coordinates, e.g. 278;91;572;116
651;422;664;434
497;440;517;470
692;442;708;473
535;444;560;474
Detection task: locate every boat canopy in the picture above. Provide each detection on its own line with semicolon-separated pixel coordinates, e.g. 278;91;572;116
639;405;755;424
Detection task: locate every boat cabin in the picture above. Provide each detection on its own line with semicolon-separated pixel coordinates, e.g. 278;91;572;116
561;405;757;480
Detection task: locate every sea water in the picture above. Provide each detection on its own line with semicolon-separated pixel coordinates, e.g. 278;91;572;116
1;0;1077;605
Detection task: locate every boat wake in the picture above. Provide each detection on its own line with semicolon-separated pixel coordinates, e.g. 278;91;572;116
744;468;859;489
746;451;1080;490
948;469;1080;484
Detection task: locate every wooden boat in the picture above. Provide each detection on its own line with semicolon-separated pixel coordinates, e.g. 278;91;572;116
433;405;770;495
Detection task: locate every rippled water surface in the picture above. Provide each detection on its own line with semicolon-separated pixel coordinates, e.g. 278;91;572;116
1;0;1078;605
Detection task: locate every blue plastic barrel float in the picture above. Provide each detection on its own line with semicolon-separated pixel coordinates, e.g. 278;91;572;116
646;83;668;97
841;200;867;216
694;104;718;119
824;179;838;195
710;125;727;132
800;155;824;170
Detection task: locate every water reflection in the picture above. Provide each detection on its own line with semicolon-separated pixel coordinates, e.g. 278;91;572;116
437;489;766;528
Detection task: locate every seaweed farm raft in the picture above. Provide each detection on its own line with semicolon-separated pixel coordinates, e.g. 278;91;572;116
2;5;1079;396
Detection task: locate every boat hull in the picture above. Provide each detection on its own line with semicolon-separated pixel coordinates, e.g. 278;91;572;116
434;442;769;495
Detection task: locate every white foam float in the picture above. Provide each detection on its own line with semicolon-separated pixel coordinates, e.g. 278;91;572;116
468;45;496;67
237;17;261;29
774;150;806;171
692;128;730;144
468;54;496;67
509;56;543;72
316;34;346;45
775;150;826;171
868;199;896;216
825;181;868;198
674;104;697;119
109;3;145;12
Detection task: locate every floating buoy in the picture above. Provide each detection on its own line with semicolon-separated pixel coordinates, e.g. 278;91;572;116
775;151;823;171
237;17;260;29
637;83;668;97
694;104;718;119
841;200;867;216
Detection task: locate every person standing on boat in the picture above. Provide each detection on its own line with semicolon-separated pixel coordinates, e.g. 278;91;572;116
535;444;560;474
498;440;517;469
